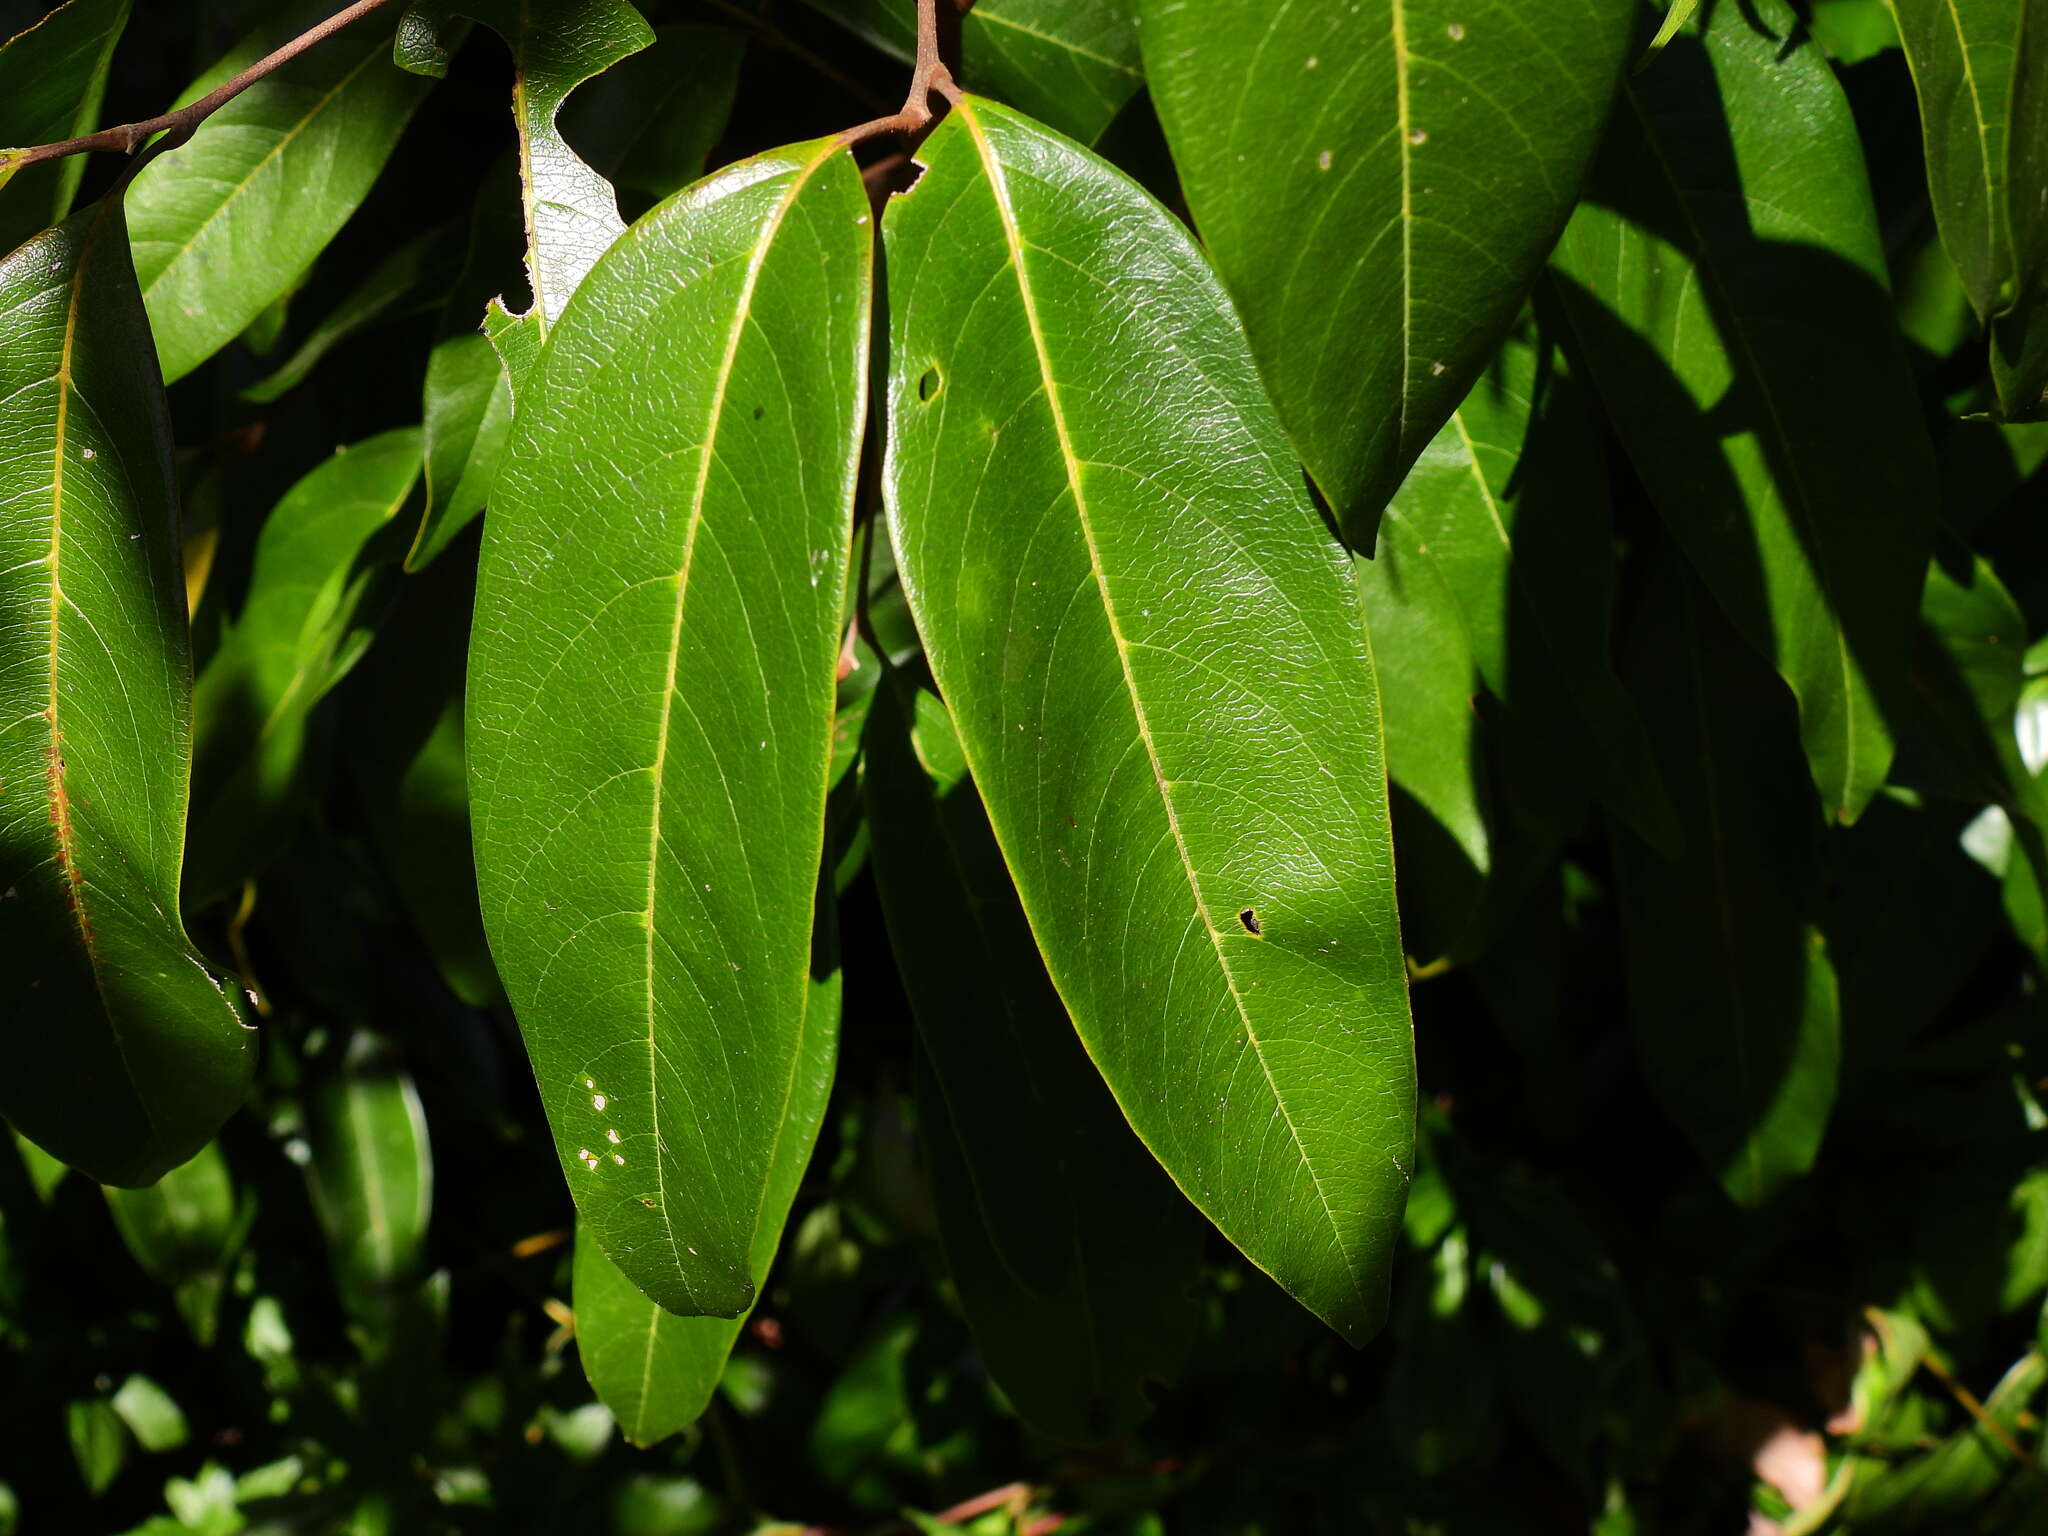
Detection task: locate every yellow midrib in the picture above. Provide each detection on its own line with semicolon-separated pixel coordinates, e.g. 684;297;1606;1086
957;98;1366;1315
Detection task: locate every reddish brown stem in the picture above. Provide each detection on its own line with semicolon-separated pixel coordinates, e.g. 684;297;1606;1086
0;0;401;176
838;0;963;148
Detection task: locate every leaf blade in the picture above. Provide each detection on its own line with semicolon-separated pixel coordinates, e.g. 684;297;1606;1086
0;201;251;1188
881;97;1414;1344
1139;0;1636;535
0;0;132;258
469;139;869;1316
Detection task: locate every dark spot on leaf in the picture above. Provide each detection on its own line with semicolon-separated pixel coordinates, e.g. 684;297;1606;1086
918;366;941;402
753;406;764;420
1238;908;1261;936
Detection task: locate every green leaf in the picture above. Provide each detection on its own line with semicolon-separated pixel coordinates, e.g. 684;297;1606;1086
304;1034;432;1319
1891;0;2048;419
469;139;869;1316
1361;330;1676;920
408;157;523;570
881;97;1415;1344
104;1139;240;1342
239;223;460;405
1844;1349;2045;1529
125;6;432;383
66;1398;126;1495
110;1375;189;1454
1614;562;1840;1207
804;0;1140;143
1642;0;1700;62
1551;0;1935;824
400;0;654;344
864;676;1200;1443
0;0;131;258
573;923;835;1447
1139;0;1635;537
186;427;423;907
559;23;745;211
0;202;252;1189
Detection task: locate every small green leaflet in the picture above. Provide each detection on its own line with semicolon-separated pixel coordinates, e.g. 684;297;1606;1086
882;96;1414;1345
0;201;251;1189
1642;0;1701;65
304;1034;434;1324
469;138;869;1316
186;427;423;908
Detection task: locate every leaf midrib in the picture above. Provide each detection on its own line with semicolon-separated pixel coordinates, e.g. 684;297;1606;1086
40;204;163;1155
955;98;1368;1319
641;141;842;1305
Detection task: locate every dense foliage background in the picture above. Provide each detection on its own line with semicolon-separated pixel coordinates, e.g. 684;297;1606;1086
1;0;2046;1533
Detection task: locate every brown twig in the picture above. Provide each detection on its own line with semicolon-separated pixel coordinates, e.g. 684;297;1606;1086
699;0;892;113
0;0;401;177
838;0;963;147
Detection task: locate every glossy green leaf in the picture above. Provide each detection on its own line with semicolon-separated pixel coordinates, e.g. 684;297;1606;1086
66;1399;125;1494
186;427;423;907
1643;0;1700;60
559;23;745;211
865;676;1199;1442
0;0;131;258
240;223;459;405
1844;1349;2045;1529
804;0;1140;143
882;97;1414;1344
304;1034;432;1316
104;1139;240;1342
1614;563;1839;1207
1892;0;2048;419
125;6;431;383
1140;0;1634;537
469;139;869;1316
574;920;836;1447
400;0;653;345
408;158;523;570
110;1375;188;1454
0;203;251;1189
1552;1;1934;823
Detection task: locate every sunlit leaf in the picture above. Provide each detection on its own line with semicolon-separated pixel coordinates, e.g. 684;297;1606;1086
0;202;251;1188
882;96;1414;1343
469;139;868;1315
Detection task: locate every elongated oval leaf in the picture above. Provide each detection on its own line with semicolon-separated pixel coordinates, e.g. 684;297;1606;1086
304;1033;433;1322
575;936;837;1446
1551;1;1934;823
1139;0;1634;537
882;97;1414;1344
470;139;869;1317
1891;0;2048;418
0;0;131;258
186;427;423;907
1616;559;1840;1207
103;1137;240;1340
125;6;431;383
865;676;1200;1442
0;202;251;1188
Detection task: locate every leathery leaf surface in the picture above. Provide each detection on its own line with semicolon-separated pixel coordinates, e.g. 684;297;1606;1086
0;201;250;1187
468;139;868;1317
881;97;1415;1344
